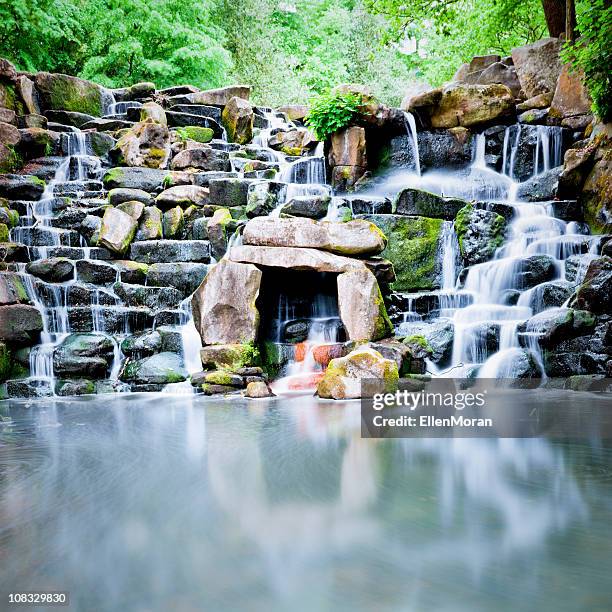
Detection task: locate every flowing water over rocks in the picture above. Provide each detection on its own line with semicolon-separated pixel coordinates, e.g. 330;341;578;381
1;60;610;399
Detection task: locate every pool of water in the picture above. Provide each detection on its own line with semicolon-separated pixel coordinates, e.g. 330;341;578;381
1;393;612;611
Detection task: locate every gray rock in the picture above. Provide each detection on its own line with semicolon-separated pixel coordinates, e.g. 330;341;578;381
245;181;288;217
53;333;115;378
0;174;45;200
162;206;184;238
192;259;262;345
55;379;96;396
208;177;255;207
121;331;162;357
170;147;231;172
44;110;94;128
113;282;183;310
281;195;330;218
98;207;137;255
76;259;118;284
108;188;154;207
79;214;102;245
242;217;387;256
511;38;563;99
393;187;468;220
6;378;52;398
102;167;169;191
26;258;74;282
116;200;145;220
515;166;563;202
156;185;209;209
120;352;187;384
396;318;454;363
515;254;558;289
522;280;573;313
570;256;611;315
168;104;221;122
130;240;211;264
135;206;163;241
0;304;43;344
455;204;506;265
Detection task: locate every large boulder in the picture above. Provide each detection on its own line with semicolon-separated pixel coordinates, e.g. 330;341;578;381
102;167;169;191
245;181;287;216
511;38;563;99
0;174;45;200
570;256;611;315
268;128;316;155
181;86;251;106
34;72;107;116
242;217;386;256
580;158;611;235
359;214;444;291
98;207;138;255
26;257;74;282
108;188;153;207
221;97;253;145
328;127;367;167
515;166;563;201
112;120;171;169
120;352;187;385
155;185;209;209
0;304;43;344
139;101;167;126
429;83;515;128
229;245;364;273
337;267;393;341
170;147;231;172
455;203;506;265
0;120;21;173
317;346;399;400
549;64;592;124
53;333;115;378
191;259;262;345
473;62;522;98
397;319;454;364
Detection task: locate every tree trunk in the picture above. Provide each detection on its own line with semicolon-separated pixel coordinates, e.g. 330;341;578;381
541;0;566;37
565;0;576;41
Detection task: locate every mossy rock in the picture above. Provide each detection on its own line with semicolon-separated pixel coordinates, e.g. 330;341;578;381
176;126;214;144
360;214;443;291
200;343;261;373
34;72;105;117
455;203;506;265
0;80;25;114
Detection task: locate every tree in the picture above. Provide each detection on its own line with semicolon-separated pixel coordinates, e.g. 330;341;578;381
540;0;575;38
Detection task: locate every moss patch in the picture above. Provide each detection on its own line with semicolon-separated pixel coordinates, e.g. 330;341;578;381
176;126;214;144
362;214;443;291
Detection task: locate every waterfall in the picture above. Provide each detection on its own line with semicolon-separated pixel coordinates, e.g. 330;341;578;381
440;221;459;290
403;111;421;175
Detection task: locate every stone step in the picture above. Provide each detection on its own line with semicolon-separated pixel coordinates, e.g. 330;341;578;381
145;262;209;296
165;111;224;137
167;104;221;122
53;180;103;197
10;226;81;247
45;246;113;260
129;240;211;264
113;282;184;310
67;305;153;333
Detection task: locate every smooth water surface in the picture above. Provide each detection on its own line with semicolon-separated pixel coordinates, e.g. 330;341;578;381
1;394;612;611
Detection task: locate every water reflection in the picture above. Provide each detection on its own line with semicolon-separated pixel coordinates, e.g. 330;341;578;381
1;394;611;611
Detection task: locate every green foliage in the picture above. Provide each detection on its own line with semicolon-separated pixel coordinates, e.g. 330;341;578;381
365;0;547;86
305;90;365;140
561;0;612;121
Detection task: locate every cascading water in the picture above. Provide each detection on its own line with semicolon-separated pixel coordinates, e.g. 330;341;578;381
403;111;421;176
369;118;599;379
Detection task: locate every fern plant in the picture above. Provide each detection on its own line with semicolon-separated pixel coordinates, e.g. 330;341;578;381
305;89;366;140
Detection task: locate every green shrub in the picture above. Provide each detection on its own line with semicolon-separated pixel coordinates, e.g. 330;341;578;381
561;0;612;122
305;89;367;140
